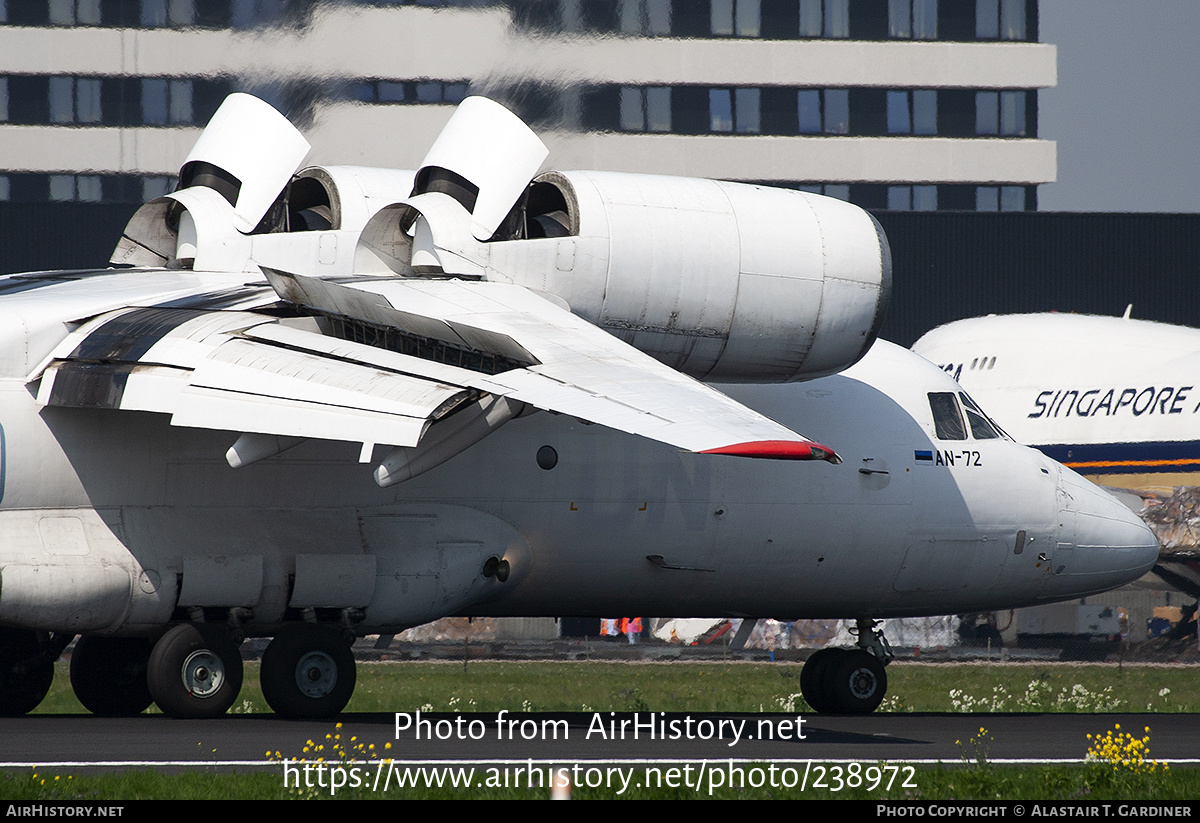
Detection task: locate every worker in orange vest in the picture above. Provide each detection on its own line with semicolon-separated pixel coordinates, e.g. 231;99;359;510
621;617;643;644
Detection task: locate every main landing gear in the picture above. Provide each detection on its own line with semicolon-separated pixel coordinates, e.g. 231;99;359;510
0;629;69;716
260;624;356;719
800;618;892;714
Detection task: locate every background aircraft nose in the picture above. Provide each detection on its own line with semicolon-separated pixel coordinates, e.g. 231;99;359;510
1050;467;1159;597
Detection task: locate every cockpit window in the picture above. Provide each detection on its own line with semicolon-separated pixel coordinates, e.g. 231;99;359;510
928;392;967;440
959;392;1002;440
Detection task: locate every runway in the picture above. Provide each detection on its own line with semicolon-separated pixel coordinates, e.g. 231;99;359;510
3;712;1198;770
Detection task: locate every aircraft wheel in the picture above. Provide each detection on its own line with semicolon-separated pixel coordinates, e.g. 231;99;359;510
70;636;155;716
829;649;887;715
800;648;844;713
147;624;243;719
260;625;356;719
0;629;55;716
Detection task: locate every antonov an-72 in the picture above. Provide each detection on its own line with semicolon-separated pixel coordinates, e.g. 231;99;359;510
0;96;1157;719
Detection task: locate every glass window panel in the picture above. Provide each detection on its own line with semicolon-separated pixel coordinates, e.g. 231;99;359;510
1000;185;1024;211
619;0;641;34
913;0;937;39
888;0;910;38
960;393;1001;439
1000;90;1024;135
976;186;999;211
709;89;733;132
443;83;468;104
647;0;671;34
143;175;171;201
49;0;74;25
824;0;849;37
976;0;999;38
711;0;734;35
169;79;192;123
1000;0;1025;40
141;0;168;27
886;90;910;134
975;91;998;135
78;0;102;25
913;185;937;211
887;185;912;211
619;86;644;131
735;0;760;36
929;392;967;440
0;78;8;122
416;82;442;103
797;89;821;133
76;175;102;202
49;77;74;123
76;78;101;123
168;0;196;26
735;87;759;133
824;184;850;201
646;86;671;131
377;81;404;102
795;184;822;194
49;175;75;201
798;0;822;36
824;88;849;134
142;78;168;124
913;89;937;134
0;176;9;201
347;82;375;102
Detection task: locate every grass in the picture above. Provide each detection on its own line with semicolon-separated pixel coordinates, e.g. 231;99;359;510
9;659;1199;799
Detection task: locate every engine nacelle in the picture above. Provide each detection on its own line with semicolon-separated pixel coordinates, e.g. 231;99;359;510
502;171;890;382
357;170;891;383
109;93;416;274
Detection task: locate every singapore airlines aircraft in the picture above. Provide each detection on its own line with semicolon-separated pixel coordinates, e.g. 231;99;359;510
0;96;1157;720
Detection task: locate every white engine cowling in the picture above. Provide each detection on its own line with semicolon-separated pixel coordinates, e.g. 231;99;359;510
357;170;891;383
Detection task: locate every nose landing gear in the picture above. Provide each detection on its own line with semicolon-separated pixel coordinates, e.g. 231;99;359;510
800;618;892;714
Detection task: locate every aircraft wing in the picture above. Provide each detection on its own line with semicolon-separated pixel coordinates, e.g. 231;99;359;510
33;273;838;472
261;269;839;461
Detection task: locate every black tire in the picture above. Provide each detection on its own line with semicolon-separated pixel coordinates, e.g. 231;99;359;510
147;624;243;719
800;648;844;714
70;636;155;716
829;649;887;714
261;625;356;720
0;629;54;716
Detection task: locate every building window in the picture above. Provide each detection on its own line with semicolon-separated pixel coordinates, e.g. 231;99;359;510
976;185;1025;211
887;184;938;210
142;78;193;124
796;0;849;38
620;86;671;132
48;76;101;124
889;0;937;39
797;88;850;134
49;174;102;202
49;0;101;25
711;0;760;37
886;89;937;135
709;88;760;133
0;77;6;122
976;90;1025;136
0;175;9;201
143;175;173;201
977;0;1026;40
620;0;670;35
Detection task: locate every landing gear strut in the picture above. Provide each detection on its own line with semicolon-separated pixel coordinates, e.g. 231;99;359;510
260;624;356;719
800;618;892;714
147;624;244;719
70;636;155;716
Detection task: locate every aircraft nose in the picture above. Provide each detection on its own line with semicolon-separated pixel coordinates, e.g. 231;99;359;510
1051;468;1159;596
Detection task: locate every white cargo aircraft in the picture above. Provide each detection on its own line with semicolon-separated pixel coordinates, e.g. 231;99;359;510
0;96;1157;720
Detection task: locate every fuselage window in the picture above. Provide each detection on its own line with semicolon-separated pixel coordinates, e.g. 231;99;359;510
928;391;967;440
